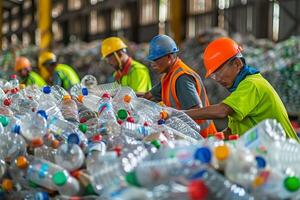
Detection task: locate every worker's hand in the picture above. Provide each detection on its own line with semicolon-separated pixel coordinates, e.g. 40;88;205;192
137;91;153;100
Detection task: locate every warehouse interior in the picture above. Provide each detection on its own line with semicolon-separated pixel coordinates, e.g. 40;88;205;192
0;0;300;199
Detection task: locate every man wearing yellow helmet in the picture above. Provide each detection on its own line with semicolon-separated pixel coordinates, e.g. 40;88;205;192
14;57;46;87
101;37;152;92
38;52;80;90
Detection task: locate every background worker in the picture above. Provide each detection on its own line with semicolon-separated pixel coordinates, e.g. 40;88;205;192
101;37;152;92
14;56;46;87
38;52;80;90
183;37;299;141
142;34;217;137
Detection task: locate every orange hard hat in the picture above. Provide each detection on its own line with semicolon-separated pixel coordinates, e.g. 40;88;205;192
15;57;31;72
203;37;243;78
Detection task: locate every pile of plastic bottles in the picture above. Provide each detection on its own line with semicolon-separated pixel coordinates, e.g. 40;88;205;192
0;74;299;200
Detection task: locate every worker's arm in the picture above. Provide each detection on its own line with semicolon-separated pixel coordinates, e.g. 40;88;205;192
184;103;234;120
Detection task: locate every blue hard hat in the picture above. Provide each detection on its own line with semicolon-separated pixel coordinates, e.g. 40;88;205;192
147;35;179;61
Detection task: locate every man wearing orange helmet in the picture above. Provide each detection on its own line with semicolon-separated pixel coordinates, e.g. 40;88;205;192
14;57;46;87
184;37;299;141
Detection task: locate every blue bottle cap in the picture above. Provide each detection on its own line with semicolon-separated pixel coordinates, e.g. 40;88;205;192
67;133;80;145
157;119;165;125
34;191;49;200
82;88;88;96
42;86;51;94
37;110;48;120
255;156;266;169
12;125;21;134
194;147;212;164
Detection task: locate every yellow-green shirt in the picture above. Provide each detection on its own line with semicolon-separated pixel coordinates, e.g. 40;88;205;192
223;73;299;142
118;60;152;92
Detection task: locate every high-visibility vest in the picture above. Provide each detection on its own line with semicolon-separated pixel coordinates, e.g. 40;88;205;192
26;71;47;87
54;64;80;90
161;59;217;138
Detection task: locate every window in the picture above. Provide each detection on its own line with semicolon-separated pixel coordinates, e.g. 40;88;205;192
2;23;9;34
23;32;31;46
23;15;31;28
112;8;131;30
68;0;82;11
11;7;19;15
52;3;64;18
52;22;63;41
139;0;158;25
12;19;19;31
189;0;213;14
24;0;32;9
90;11;106;34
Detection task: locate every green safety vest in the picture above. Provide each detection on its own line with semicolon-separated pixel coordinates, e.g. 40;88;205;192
54;64;80;90
26;71;47;87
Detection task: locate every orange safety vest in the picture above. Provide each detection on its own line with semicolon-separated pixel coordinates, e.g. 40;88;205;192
161;59;217;138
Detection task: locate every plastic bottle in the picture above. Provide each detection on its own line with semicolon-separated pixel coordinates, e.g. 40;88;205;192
20;111;47;147
55;143;85;171
192;167;255;200
47;116;78;137
97;93;117;123
112;86;136;110
60;95;79;123
50;85;69;104
126;154;210;188
0;132;27;162
165;117;202;140
252;169;300;199
5;190;49;200
78;94;102;112
13;156;61;191
34;145;58;163
0;159;6;180
51;170;82;196
81;75;98;88
70;83;88;98
224;147;258;189
121;122;152;139
86;151;118;174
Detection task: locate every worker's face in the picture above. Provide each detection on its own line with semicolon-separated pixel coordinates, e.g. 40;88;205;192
44;62;57;74
150;54;174;74
106;53;120;71
19;67;31;77
209;57;243;88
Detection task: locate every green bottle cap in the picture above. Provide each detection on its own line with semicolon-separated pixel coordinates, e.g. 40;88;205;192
151;140;161;149
0;116;9;127
117;109;128;120
52;171;67;186
284;176;300;192
79;124;88;133
85;184;97;195
125;171;141;187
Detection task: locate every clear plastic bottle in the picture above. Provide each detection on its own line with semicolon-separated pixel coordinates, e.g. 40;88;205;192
34;145;58;163
0;132;27;162
70;83;88;98
0;159;6;180
165;117;202;140
50;85;69;104
51;170;82;196
112;86;136;111
97;93;117;123
60;95;79;123
54;143;85;171
252;169;300;199
121;122;152;139
19;157;68;191
81;75;98;89
20;111;47;146
194;167;255;200
5;190;49;200
79;94;102;112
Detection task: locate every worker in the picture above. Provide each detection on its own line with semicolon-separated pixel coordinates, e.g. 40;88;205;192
38;52;80;90
142;34;217;137
101;37;152;92
182;37;299;141
14;56;46;87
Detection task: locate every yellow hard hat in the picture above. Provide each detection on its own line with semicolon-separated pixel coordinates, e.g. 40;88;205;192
15;57;31;72
38;52;57;68
101;37;127;59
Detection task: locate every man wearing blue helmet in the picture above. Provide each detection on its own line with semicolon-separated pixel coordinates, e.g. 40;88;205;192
142;34;217;137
